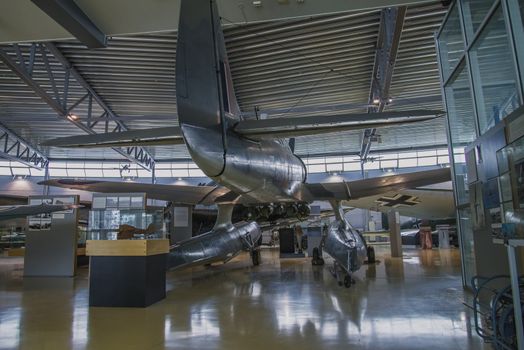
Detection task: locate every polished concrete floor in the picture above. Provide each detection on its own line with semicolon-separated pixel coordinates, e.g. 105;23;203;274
0;247;490;350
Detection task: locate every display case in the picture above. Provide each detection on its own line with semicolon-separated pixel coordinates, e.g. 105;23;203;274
87;193;166;240
496;135;524;238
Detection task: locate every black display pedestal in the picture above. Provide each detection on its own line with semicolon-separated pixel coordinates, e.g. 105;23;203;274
279;228;305;258
89;254;167;307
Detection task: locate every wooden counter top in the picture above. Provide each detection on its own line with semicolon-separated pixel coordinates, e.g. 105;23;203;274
86;239;170;257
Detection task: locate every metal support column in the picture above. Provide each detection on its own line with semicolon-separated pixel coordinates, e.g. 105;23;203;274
388;210;402;258
360;6;406;162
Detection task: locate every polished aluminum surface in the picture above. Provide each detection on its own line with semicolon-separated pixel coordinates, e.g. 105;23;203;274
0;247;491;349
323;221;368;275
174;0;445;276
168;221;261;270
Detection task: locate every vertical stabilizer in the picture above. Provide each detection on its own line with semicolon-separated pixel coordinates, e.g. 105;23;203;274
176;0;241;177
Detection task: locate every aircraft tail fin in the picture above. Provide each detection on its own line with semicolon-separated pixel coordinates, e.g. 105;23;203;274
176;0;241;128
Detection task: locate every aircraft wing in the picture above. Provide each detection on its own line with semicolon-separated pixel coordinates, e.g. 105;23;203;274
40;111;443;148
41;126;184;148
0;203;81;220
343;185;455;219
38;179;230;206
302;168;451;202
40;168;451;206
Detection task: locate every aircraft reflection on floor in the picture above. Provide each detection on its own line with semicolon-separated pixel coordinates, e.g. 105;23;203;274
0;247;488;349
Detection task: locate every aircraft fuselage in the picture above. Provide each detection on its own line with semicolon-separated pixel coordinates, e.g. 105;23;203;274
182;122;307;203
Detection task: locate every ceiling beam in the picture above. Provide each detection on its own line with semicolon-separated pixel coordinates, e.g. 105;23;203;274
30;0;106;48
0;44;155;171
359;6;407;162
0;1;434;44
0;123;49;170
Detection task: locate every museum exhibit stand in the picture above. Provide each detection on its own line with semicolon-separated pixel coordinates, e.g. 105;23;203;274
85;192;169;307
86;239;170;307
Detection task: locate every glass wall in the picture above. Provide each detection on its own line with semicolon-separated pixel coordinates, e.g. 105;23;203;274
445;62;476;204
0;146;454;180
468;4;521;134
437;0;524;288
438;5;465;81
461;0;496;41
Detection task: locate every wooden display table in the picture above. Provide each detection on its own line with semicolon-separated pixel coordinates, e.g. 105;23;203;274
86;239;169;308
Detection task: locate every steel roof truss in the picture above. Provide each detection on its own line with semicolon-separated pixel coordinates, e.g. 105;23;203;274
0;124;48;169
0;43;155;171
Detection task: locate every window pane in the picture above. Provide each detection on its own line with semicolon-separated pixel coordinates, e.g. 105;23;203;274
67;168;85;177
155;169;172;177
172;169;189;177
399;158;418;168
398;152;417;159
307;164;325;173
461;0;496;42
137;169;151;177
49;168;68;177
0;167;11;175
363;162;379;170
438;4;465;81
469;5;522;134
325;156;343;163
445;62;476;204
344;162;361;171
102;169;120;177
11;167;30;176
417;150;437;157
380;159;397;168
85;169;102;178
438;155;451;164
418;157;437;166
326;163;342;172
67;161;84;169
188;169;205;177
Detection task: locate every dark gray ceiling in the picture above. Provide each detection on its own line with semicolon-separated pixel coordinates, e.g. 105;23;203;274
0;1;449;162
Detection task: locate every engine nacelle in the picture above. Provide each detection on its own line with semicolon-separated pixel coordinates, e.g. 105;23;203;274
168;221;261;270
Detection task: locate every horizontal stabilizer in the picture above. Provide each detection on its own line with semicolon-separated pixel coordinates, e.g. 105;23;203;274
41;126;184;148
234;110;444;139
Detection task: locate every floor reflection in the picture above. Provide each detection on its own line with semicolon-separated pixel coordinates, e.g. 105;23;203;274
0;247;490;350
